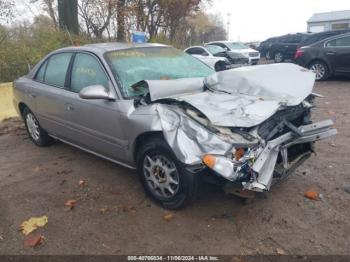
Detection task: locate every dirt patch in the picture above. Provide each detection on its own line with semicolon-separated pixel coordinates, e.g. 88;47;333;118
0;80;349;255
0;117;25;136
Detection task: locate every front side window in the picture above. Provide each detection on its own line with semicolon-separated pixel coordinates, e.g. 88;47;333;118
70;53;109;93
105;47;214;98
44;53;72;87
327;36;350;47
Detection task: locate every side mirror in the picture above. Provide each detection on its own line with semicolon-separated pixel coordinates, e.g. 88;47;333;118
79;85;116;100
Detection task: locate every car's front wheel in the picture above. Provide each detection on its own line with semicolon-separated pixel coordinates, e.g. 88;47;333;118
23;108;53;146
309;60;329;81
137;137;198;209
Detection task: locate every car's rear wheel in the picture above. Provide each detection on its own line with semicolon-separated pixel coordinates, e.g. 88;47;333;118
23;108;53;146
274;52;284;63
309;61;329;81
214;61;227;72
137;137;198;209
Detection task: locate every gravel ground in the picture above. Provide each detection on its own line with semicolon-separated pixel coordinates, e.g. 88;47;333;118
0;79;349;255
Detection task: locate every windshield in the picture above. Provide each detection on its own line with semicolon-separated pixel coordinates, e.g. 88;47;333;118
206;45;226;54
226;42;248;50
105;47;214;98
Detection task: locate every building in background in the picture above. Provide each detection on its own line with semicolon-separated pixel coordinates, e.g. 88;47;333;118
307;10;350;33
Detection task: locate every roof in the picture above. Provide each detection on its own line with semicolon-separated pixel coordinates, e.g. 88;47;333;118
55;42;169;55
308;10;350;23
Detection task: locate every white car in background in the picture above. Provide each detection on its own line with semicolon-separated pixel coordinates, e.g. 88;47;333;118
184;46;231;71
206;41;261;65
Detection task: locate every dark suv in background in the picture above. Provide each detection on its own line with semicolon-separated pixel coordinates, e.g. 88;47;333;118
260;29;350;63
294;33;350;80
264;33;309;62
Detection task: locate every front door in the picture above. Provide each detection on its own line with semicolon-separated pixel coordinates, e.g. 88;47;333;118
61;52;128;161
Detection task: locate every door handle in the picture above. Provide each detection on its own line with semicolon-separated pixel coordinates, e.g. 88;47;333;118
326;51;336;55
65;103;74;111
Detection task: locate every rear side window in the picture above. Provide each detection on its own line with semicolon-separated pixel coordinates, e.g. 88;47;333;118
70;53;109;93
36;53;72;87
35;60;48;82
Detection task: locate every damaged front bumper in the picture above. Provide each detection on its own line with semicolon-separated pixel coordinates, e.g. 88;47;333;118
203;119;337;192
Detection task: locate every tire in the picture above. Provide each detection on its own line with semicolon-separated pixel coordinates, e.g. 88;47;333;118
214;61;227;72
274;52;284;63
136;137;198;209
309;60;329;81
23;108;53;147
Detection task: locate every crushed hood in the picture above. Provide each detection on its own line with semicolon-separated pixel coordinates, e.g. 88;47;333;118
146;63;315;128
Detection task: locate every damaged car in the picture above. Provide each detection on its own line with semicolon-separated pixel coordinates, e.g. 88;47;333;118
13;43;337;209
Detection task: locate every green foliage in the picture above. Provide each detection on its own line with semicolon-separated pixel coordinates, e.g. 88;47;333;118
0;16;91;82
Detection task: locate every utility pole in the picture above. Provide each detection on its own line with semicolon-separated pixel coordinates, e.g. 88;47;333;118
226;13;231;40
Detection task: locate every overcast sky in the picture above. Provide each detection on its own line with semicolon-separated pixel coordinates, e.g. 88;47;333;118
210;0;350;41
12;0;350;42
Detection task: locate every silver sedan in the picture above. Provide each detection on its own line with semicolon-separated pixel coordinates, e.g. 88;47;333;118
13;43;336;209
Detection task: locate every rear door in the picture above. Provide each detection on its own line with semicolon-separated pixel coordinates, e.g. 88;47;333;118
32;52;73;138
325;35;350;73
60;52;127;161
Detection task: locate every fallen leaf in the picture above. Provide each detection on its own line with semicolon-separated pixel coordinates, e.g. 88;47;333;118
163;213;174;221
276;247;286;255
100;207;108;214
122;205;135;213
304;189;319;201
78;180;86;186
329;142;336;147
24;234;44;247
65;199;77;210
20;216;48;236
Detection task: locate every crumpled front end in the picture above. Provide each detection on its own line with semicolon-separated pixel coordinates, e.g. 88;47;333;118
145;64;337;192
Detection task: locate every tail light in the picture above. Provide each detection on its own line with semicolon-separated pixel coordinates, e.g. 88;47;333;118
294;49;304;60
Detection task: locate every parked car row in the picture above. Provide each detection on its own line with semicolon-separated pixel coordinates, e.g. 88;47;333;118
184;41;260;72
257;30;350;80
258;29;350;63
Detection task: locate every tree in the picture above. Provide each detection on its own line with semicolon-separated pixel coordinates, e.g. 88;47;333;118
0;0;15;24
116;0;126;41
58;0;79;34
30;0;58;29
78;0;117;39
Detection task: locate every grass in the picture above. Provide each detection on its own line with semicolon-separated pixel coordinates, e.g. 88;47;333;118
0;82;18;122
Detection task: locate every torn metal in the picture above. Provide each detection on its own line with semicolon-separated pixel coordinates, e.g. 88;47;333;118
142;63;337;192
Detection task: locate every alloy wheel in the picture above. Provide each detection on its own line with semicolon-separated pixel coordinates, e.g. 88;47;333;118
26;113;40;141
310;63;326;80
274;53;283;63
143;154;180;198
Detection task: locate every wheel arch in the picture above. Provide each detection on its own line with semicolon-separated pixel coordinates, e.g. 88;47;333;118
18;102;29;118
133;131;164;163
